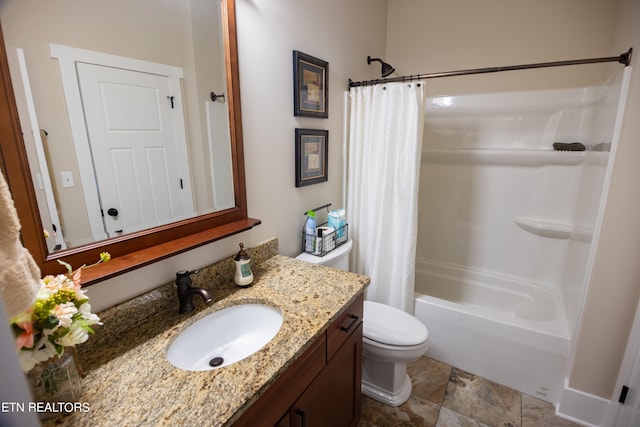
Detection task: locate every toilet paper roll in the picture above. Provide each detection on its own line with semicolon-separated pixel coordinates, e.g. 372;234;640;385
317;227;335;253
317;226;335;234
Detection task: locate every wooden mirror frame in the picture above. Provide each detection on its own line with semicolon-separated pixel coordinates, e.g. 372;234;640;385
0;0;260;285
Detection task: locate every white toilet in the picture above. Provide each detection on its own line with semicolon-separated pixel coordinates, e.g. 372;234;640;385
296;239;429;407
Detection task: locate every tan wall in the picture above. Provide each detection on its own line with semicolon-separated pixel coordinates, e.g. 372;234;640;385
386;0;619;96
236;0;387;257
568;0;640;399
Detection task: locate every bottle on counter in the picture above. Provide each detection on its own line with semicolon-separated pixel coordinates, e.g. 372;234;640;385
315;227;324;255
304;210;317;253
234;243;254;287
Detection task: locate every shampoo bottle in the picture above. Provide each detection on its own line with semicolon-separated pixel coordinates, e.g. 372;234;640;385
304;210;316;253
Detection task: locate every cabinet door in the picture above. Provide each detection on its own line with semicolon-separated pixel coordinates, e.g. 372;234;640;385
326;322;362;427
276;411;291;427
290;378;330;427
291;323;363;427
233;336;326;427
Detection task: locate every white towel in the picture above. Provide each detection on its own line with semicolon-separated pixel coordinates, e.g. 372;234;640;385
0;170;41;320
0;170;21;246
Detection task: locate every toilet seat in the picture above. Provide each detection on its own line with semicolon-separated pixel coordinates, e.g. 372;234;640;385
363;301;428;346
363;336;428;352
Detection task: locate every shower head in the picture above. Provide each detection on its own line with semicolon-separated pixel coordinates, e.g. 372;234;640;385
367;56;396;78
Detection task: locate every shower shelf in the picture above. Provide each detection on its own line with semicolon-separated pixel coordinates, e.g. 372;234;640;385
514;217;572;239
514;217;594;242
422;148;589;166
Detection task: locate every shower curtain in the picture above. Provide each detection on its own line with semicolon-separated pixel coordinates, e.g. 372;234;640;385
346;81;425;312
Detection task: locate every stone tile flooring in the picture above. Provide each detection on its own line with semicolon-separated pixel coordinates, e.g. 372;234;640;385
358;356;581;427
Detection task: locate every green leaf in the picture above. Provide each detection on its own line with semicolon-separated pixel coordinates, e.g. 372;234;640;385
39;314;59;331
57;259;73;275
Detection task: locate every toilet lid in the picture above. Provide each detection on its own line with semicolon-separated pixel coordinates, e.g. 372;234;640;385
363;301;428;346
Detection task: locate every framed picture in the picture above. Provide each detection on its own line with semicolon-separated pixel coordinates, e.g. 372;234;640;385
295;129;328;187
293;50;328;118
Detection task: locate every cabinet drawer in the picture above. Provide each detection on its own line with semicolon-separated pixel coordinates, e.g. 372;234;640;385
326;292;363;360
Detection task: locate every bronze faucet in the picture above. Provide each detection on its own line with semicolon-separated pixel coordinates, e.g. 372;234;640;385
175;270;212;314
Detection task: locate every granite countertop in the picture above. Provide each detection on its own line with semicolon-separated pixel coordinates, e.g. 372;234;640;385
44;243;369;427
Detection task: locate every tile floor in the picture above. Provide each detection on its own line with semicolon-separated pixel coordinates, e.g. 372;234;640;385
358;356;581;427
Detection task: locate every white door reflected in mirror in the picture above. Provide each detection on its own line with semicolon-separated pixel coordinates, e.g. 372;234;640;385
77;61;194;238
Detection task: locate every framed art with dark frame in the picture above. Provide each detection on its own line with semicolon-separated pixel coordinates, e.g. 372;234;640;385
293;50;328;118
295;128;328;187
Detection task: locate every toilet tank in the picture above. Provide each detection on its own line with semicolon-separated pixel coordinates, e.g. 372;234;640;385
295;240;352;271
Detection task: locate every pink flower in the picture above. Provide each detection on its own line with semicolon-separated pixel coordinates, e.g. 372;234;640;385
15;322;34;350
43;274;66;292
72;269;88;300
51;302;77;328
72;268;82;288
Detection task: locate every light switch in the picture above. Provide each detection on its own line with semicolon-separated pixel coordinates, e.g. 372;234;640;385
61;171;75;188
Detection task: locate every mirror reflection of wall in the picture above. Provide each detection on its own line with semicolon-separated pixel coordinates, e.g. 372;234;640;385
0;0;235;253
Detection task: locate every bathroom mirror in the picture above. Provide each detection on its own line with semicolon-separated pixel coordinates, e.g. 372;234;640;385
0;0;259;284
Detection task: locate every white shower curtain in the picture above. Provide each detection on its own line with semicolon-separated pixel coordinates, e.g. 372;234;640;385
347;81;425;312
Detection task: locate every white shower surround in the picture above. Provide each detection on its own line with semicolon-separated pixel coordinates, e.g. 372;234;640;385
413;71;627;404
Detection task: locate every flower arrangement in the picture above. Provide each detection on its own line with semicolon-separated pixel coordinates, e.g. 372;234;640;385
10;253;111;372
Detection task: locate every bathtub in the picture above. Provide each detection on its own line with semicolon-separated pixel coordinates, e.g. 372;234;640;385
413;257;570;403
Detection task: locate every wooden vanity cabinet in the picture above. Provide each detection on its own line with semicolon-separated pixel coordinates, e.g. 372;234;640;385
234;292;364;427
290;322;363;427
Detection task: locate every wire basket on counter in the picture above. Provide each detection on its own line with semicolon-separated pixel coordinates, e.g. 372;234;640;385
302;223;348;257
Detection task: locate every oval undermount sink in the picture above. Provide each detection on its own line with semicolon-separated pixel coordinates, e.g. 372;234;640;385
166;304;283;371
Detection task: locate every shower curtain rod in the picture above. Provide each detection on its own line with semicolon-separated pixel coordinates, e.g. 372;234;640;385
348;48;632;88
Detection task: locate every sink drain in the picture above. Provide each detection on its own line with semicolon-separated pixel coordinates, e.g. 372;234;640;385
209;357;224;367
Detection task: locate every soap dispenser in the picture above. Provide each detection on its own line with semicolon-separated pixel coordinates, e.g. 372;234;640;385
233;243;254;287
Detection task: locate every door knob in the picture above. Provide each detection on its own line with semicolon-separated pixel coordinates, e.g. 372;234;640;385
107;208;119;217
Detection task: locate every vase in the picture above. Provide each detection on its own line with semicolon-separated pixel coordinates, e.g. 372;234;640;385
27;350;82;419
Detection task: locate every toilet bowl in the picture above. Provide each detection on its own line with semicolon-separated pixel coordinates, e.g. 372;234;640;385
361;300;428;406
295;239;429;407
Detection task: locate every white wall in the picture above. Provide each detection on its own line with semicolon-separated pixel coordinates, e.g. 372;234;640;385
85;0;388;311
